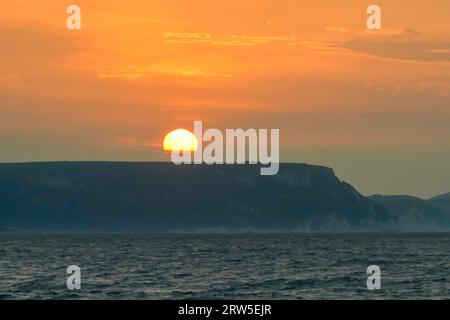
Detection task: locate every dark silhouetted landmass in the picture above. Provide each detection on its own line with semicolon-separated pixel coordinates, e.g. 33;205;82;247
369;194;450;232
430;192;450;206
0;162;398;232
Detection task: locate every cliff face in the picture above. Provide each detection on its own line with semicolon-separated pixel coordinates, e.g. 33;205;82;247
1;162;394;232
369;194;450;232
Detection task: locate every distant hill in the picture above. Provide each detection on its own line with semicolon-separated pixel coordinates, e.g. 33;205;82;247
369;194;450;231
430;192;450;206
0;162;395;232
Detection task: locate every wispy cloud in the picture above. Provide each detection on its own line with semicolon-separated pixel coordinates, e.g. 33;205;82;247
338;39;450;62
163;32;212;44
359;28;422;37
365;80;450;96
325;27;421;38
97;67;233;80
163;32;298;47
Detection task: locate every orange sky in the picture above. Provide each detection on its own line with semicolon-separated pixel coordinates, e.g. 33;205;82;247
1;0;450;197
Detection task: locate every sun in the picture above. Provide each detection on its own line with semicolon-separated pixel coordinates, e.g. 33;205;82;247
163;129;198;152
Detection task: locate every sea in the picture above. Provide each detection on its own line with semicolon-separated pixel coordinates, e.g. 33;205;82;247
0;233;449;299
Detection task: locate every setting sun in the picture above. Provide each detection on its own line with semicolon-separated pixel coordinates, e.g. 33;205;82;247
163;129;198;152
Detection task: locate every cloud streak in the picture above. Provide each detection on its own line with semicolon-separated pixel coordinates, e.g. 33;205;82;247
338;39;450;62
163;32;298;47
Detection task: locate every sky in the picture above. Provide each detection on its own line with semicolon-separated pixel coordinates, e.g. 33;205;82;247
0;0;450;198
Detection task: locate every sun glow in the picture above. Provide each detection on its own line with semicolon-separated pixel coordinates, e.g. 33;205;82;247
163;129;198;152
